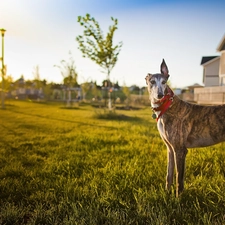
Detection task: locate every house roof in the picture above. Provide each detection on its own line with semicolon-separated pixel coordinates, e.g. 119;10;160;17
14;76;25;84
187;83;203;89
200;56;219;65
217;34;225;51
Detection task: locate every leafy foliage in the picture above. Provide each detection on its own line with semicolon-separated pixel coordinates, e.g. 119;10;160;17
1;74;13;91
54;51;78;87
76;14;123;78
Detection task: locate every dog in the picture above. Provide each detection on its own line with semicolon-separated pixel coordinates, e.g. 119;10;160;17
145;59;225;197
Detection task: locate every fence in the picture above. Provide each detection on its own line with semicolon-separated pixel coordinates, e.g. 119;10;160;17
129;88;225;106
193;86;225;105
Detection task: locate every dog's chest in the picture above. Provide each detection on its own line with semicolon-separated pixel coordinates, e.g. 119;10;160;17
157;119;166;139
156;116;177;142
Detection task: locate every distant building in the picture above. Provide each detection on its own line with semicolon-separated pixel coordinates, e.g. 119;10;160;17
9;76;43;100
196;34;225;104
187;83;203;94
180;84;203;102
200;56;220;86
173;88;182;95
201;34;225;87
217;34;225;84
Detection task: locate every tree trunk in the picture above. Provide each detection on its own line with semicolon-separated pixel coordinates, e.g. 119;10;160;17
67;89;71;107
107;71;112;110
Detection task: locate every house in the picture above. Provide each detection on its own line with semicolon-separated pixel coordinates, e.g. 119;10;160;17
201;34;225;87
217;34;225;84
195;34;225;104
9;76;43;99
200;56;220;86
180;83;203;102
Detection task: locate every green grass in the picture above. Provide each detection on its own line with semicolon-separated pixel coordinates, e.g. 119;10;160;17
0;100;225;224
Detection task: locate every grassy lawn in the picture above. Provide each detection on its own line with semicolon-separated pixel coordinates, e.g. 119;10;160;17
0;100;225;224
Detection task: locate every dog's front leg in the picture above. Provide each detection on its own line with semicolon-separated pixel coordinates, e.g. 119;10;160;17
166;144;175;191
174;148;188;197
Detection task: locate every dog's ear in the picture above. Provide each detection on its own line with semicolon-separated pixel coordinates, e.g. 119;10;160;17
160;59;169;79
145;73;152;85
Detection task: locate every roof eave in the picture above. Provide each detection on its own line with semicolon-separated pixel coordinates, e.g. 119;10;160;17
217;34;225;52
201;56;220;66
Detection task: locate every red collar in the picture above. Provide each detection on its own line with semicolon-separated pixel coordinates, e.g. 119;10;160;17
152;88;174;121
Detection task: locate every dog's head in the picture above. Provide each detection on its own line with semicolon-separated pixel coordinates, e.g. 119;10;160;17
145;59;170;101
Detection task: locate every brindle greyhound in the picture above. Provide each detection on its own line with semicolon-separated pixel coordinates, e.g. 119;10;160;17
145;59;225;197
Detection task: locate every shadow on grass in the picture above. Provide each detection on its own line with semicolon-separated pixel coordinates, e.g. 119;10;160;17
91;104;145;111
59;106;80;110
1;103;20;109
115;105;145;111
92;109;144;122
6;107;121;130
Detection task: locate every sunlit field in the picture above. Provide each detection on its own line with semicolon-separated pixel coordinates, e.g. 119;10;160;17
0;100;225;224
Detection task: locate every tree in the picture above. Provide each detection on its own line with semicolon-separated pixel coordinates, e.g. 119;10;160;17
114;81;120;89
54;52;78;106
91;83;100;100
122;82;131;108
76;13;123;108
32;65;44;99
81;81;92;101
2;75;13;91
102;79;113;88
32;65;41;88
39;79;51;100
54;52;78;86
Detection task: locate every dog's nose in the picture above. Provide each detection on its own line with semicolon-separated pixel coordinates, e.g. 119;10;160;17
158;93;164;99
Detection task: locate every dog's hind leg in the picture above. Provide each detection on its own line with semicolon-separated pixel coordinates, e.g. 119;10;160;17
174;147;188;197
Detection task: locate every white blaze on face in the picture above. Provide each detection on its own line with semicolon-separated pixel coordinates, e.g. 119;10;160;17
149;75;167;101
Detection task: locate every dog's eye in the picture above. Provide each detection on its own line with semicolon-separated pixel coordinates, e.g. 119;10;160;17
150;80;156;84
162;80;167;85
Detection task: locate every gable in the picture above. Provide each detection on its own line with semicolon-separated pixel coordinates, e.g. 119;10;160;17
217;34;225;52
220;43;225;51
200;56;219;65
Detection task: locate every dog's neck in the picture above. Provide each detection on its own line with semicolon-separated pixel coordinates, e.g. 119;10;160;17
151;87;174;121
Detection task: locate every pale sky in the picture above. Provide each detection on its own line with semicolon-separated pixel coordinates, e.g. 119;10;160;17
0;0;225;88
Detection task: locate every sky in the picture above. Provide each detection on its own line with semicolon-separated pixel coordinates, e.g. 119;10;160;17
0;0;225;88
